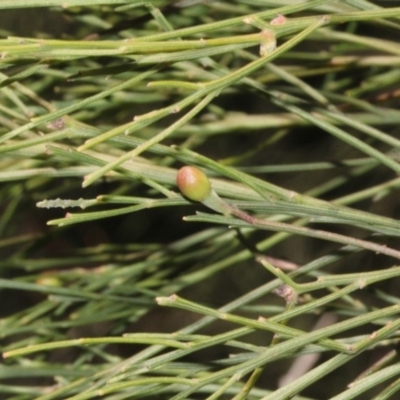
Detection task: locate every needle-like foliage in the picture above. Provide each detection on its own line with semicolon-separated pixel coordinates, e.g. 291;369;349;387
1;1;400;399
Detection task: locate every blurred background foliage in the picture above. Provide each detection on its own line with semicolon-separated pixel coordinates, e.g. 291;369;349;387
1;1;400;399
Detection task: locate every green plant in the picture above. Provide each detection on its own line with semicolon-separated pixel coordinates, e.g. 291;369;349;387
1;1;400;399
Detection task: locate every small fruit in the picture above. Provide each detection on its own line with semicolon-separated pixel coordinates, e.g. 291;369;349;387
177;166;211;202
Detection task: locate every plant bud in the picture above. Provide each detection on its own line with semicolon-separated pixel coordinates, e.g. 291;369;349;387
259;29;276;56
177;166;211;202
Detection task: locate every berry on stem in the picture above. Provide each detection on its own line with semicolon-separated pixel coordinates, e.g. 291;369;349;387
177;166;211;202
